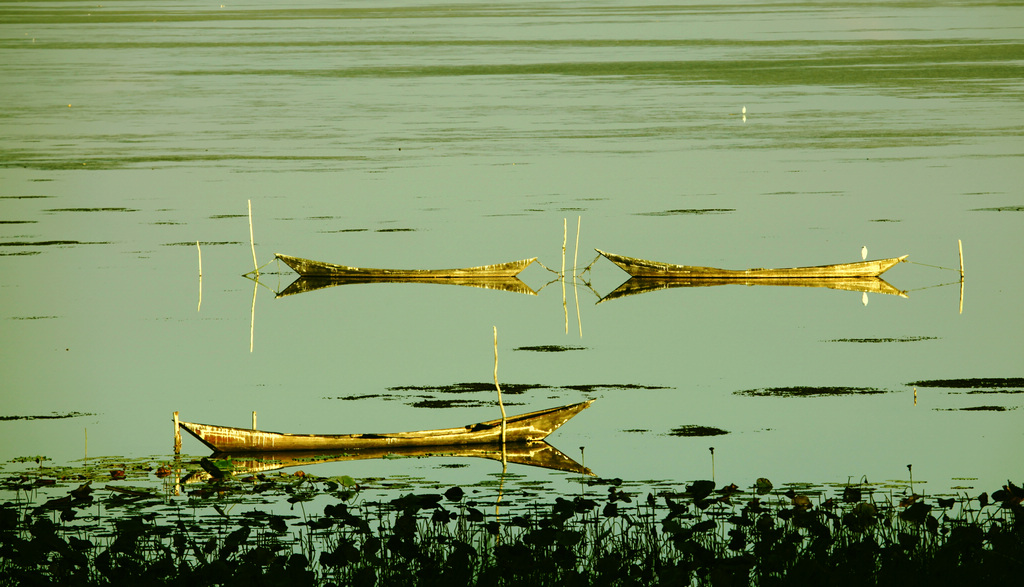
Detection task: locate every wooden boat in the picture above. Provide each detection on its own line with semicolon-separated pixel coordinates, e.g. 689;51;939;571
276;253;536;279
276;275;536;298
599;276;908;303
186;442;593;478
596;249;908;279
177;400;593;453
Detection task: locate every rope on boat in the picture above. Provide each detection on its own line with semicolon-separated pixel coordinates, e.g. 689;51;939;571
906;260;960;272
243;257;281;277
905;280;962;293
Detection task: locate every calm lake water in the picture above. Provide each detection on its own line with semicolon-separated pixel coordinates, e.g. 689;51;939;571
1;1;1021;496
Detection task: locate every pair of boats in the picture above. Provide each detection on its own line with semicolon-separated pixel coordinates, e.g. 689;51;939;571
274;249;909;299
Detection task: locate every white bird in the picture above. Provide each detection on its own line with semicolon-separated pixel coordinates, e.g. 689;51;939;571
861;245;868;260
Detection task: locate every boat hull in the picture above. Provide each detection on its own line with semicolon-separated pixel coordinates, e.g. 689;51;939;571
178;400;593;453
276;254;536;278
596;249;907;278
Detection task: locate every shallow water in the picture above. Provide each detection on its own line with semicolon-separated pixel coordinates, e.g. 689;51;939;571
1;1;1021;495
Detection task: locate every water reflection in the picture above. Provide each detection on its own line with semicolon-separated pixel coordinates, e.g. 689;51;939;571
598;276;908;303
276;275;536;298
194;443;593;478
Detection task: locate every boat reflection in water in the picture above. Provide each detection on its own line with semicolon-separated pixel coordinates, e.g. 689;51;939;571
192;442;593;479
599;276;908;303
277;275;536;298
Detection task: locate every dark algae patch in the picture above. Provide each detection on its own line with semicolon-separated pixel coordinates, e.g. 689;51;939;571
826;336;937;343
1;457;1021;587
735;386;888;397
0;411;94;421
43;207;138;213
515;345;586;352
908;377;1024;389
668;425;729;437
636;208;735;216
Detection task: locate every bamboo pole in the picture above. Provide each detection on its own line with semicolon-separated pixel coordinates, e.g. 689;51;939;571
249;279;257;352
573;216;580;275
248;200;259;276
493;326;507;444
173;411;181;454
197;241;203;312
252;411;257;430
561;218;567;278
574;216;582;337
958;239;964;279
562;219;568;334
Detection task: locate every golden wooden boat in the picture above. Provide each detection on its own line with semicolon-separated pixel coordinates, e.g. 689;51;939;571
178;400;593;453
596;249;907;278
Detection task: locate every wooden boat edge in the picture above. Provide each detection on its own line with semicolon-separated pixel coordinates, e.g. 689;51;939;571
177;400;594;453
275;253;537;278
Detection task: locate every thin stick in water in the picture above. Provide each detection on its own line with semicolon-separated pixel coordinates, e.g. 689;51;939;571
561;218;567;278
493;326;507;444
573;216;580;275
248;200;259;276
958;239;964;278
173;411;181;454
197;241;203;312
252;411;257;430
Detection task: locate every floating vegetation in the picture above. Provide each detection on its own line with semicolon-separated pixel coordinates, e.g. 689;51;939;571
667;425;729;437
0;411;94;421
907;378;1024;389
869;218;902;222
938;406;1012;412
636;208;735;216
388;382;547;396
825;336;937;343
514;345;586;352
408;399;519;410
0;195;52;199
210;214;246;219
563;384;670;392
376;227;416;232
970;206;1024;212
1;458;1020;586
8;315;58;320
0;220;36;224
163;241;243;246
0;240;108;247
735;386;888;397
43;207;138;213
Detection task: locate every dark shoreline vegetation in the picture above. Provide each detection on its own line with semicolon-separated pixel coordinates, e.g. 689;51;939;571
1;456;1020;586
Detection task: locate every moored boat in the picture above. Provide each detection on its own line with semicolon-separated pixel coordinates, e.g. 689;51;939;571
596;249;908;279
177;400;593;453
275;254;536;279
